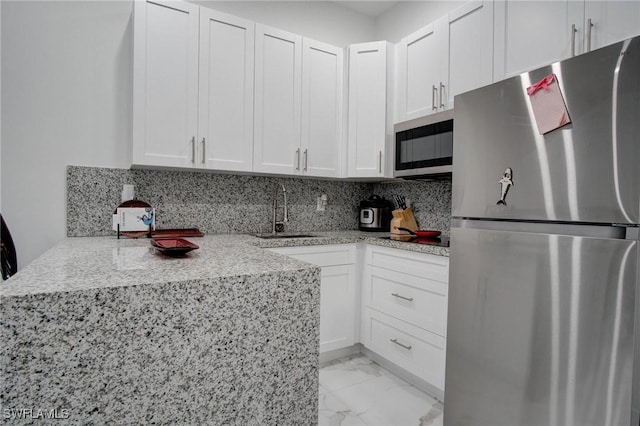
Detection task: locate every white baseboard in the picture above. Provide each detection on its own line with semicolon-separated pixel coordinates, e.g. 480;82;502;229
360;346;444;403
319;344;362;367
319;344;444;403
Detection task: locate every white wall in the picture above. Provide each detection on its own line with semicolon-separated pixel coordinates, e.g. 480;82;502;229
192;1;376;46
375;1;466;43
1;1;133;269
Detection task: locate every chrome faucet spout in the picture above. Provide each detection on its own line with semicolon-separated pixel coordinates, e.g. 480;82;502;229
282;184;288;223
272;184;289;233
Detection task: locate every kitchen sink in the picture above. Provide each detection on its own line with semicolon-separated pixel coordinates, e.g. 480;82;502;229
254;233;317;239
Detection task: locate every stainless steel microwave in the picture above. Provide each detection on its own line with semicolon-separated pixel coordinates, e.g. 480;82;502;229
393;109;454;178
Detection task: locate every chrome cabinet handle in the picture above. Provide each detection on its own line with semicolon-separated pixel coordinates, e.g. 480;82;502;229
295;148;300;170
191;136;195;163
571;24;577;57
432;85;437;110
391;292;414;302
586;18;593;52
201;137;205;164
303;149;308;171
378;151;382;173
390;338;412;350
439;82;445;108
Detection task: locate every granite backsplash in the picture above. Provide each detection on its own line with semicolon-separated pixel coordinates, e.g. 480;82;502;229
67;166;451;237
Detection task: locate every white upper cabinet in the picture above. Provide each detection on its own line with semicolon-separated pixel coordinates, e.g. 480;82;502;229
132;0;639;177
395;0;493;122
493;0;637;81
396;20;447;121
445;0;494;108
254;29;344;177
494;1;583;79
133;1;254;170
198;9;254;172
582;1;640;53
301;39;345;178
347;41;392;178
133;0;199;167
253;25;303;175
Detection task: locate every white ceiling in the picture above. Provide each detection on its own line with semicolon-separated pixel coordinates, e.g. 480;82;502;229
331;1;400;17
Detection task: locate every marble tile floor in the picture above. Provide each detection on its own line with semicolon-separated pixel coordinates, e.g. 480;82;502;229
319;355;443;426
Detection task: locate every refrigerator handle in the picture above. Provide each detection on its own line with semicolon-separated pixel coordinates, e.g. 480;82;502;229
571;23;577;57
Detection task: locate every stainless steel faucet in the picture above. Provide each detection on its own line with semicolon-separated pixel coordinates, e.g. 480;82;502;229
272;184;289;233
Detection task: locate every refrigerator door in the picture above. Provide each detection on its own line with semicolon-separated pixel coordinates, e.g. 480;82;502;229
445;225;638;426
452;36;640;224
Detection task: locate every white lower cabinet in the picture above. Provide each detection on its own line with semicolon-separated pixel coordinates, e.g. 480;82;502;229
270;242;450;396
361;244;449;394
268;244;358;354
364;310;446;391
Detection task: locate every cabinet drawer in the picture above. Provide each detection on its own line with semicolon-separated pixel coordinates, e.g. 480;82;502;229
364;310;446;391
367;246;449;283
269;244;357;267
366;265;447;337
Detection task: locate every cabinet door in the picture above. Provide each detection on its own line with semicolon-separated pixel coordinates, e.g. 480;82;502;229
198;10;254;172
133;0;199;167
347;41;388;178
445;0;494;108
493;0;584;80
253;25;302;174
396;21;445;121
301;39;344;178
268;245;358;354
320;264;356;353
584;1;640;53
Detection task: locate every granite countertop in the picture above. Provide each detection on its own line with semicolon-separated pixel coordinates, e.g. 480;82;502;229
1;231;449;298
0;235;316;297
248;230;451;257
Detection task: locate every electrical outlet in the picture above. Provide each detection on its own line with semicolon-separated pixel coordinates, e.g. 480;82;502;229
316;197;325;212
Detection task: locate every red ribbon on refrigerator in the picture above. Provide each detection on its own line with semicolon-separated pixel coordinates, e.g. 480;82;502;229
527;74;556;96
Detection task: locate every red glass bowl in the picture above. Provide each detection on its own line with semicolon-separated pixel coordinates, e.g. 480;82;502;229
151;238;199;256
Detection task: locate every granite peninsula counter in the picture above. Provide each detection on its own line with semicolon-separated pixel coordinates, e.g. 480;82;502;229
1;235;320;425
1;232;448;424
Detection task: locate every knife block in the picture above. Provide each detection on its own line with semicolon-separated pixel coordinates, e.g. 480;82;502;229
390;208;419;235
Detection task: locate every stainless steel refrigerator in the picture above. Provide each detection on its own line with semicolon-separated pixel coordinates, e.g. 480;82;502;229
446;36;640;426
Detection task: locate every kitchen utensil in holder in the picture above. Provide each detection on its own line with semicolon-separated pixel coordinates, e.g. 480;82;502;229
390;207;419;235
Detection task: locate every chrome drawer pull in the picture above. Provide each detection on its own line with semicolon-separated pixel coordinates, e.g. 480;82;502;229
391;292;414;302
390;338;412;350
